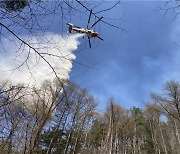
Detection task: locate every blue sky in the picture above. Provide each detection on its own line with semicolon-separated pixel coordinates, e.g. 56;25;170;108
69;1;180;111
1;1;180;112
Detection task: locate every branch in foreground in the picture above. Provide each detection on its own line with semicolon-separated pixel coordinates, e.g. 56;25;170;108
0;21;69;105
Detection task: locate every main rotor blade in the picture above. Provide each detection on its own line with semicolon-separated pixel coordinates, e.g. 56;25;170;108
88;37;91;48
90;16;103;29
87;9;92;28
73;25;81;28
97;36;103;41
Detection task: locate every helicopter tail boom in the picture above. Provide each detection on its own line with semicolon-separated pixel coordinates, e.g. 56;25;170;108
67;23;73;33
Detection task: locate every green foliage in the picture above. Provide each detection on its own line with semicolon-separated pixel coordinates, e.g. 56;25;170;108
89;119;107;148
141;122;156;154
131;107;145;130
1;0;28;12
141;139;155;154
37;128;67;154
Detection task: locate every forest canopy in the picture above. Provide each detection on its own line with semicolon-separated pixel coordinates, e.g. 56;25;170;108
0;80;180;153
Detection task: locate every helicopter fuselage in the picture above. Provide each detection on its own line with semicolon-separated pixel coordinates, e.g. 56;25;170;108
67;23;98;38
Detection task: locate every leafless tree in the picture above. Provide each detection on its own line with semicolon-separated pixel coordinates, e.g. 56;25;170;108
156;1;180;19
0;1;125;153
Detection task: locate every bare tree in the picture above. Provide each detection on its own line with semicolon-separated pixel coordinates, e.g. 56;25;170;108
157;1;180;19
0;1;125;153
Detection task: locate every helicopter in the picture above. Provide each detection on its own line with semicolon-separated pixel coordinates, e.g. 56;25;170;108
67;10;103;48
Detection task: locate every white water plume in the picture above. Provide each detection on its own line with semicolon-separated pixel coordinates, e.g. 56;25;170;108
0;33;83;86
0;32;84;117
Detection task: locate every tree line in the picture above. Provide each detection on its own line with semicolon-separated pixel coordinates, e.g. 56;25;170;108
0;80;180;153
